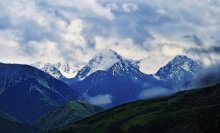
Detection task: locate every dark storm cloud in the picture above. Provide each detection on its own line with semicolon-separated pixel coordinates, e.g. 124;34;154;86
183;35;204;46
186;46;220;55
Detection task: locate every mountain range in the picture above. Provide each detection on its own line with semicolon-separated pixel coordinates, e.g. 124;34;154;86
71;50;200;107
30;50;201;108
0;49;203;132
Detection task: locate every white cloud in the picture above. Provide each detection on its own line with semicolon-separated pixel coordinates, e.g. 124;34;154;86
88;94;113;106
122;3;139;13
0;29;30;63
95;36;148;60
26;41;65;63
0;0;219;71
139;87;173;99
62;19;86;46
37;0;114;20
139;52;173;74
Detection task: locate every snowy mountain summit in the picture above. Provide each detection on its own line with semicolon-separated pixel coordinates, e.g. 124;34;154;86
54;62;81;78
32;62;81;79
75;49;138;80
155;55;201;88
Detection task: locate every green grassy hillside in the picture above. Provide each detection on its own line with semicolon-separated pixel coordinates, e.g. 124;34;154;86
35;101;103;130
0;118;43;133
0;110;43;133
50;84;220;133
0;109;19;122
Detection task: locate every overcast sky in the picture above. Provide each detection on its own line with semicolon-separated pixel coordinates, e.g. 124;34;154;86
0;0;219;69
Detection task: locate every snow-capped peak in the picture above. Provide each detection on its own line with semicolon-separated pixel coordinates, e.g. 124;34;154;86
53;62;81;78
76;49;136;80
32;62;81;79
32;62;63;79
155;55;201;84
90;49;122;68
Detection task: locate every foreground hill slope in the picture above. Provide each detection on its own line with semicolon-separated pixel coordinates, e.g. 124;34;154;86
35;101;103;130
0;110;43;133
0;118;43;133
51;83;220;133
0;109;19;122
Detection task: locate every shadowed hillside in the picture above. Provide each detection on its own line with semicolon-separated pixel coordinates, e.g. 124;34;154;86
50;83;220;133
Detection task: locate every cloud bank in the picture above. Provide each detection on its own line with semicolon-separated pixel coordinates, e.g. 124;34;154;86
189;63;220;88
0;0;219;72
88;94;113;106
138;87;174;99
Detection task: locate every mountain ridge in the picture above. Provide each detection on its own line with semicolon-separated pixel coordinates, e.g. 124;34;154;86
0;63;78;123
